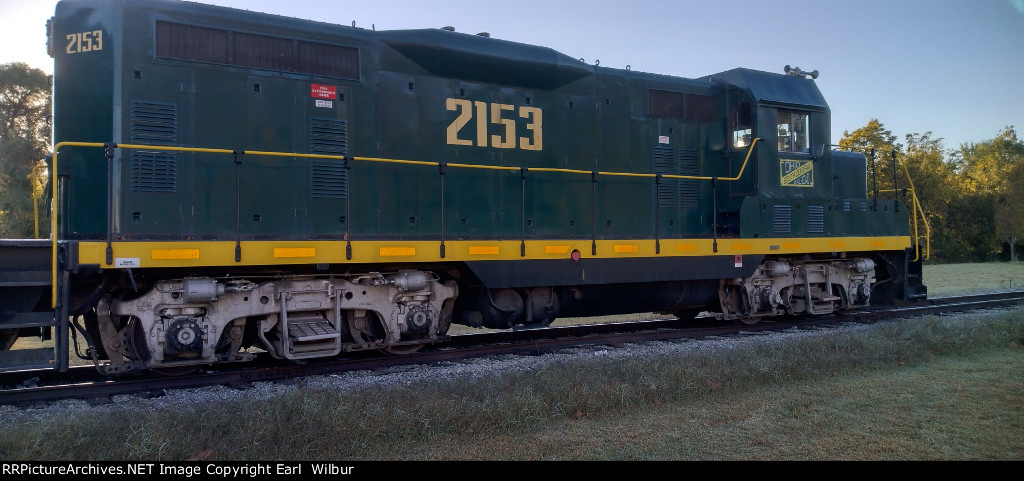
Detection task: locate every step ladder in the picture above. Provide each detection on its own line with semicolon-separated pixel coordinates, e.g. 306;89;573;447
283;312;342;359
0;240;61;371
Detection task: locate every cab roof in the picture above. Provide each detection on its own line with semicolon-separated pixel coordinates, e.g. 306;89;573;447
701;68;829;111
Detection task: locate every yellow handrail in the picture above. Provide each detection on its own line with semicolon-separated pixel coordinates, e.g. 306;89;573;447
877;167;930;262
353;137;762;182
901;165;930;261
49;139;762;306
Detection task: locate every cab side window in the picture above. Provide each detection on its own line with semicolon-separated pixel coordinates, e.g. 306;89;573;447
731;100;753;148
777;110;809;153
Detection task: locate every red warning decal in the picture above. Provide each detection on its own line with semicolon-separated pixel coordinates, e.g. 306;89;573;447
311;84;337;99
734;255;743;268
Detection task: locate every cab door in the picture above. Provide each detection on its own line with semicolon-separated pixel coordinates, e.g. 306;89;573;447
718;90;757;236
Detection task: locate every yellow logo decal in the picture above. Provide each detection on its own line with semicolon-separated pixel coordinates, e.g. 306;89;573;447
780;160;813;187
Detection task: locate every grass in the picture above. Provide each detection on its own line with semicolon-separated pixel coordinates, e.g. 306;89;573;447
2;261;1023;460
923;261;1024;297
2;305;1022;460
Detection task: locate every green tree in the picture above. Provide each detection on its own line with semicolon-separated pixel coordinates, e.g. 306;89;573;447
997;160;1024;261
953;127;1021;195
842;121;1023;263
984;127;1024;261
946;127;1023;261
838;119;901;193
0;62;51;238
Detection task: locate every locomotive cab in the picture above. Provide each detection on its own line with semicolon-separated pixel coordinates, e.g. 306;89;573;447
701;68;924;321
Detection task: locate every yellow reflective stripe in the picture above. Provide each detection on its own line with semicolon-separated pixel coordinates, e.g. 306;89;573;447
468;246;500;255
545;245;570;254
613;244;639;253
151;248;199;260
380;247;416;257
274;247;315;258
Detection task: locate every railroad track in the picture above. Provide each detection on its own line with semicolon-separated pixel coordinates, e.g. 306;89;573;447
2;291;1022;407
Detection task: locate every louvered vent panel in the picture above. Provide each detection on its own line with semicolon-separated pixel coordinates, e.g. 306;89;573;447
684;93;717;122
842;201;851;212
649;90;684;118
652;146;675;208
156;21;359;80
234;32;295;72
773;205;792;234
807;205;825;233
129;101;177;193
310;118;348;199
299;42;360;82
678;149;699;208
155;22;229;63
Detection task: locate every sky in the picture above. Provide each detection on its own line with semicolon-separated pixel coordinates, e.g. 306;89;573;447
2;0;1022;149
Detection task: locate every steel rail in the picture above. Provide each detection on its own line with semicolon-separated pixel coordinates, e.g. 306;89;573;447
5;290;1021;407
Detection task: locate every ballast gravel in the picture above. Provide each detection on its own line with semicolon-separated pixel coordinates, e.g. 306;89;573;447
1;322;879;424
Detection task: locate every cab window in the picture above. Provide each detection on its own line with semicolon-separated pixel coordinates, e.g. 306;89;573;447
731;100;753;148
777;110;809;153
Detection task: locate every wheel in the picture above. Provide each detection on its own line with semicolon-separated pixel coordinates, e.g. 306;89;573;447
738;315;762;325
151;365;201;376
380;343;425;355
346;311;427;354
345;312;387;346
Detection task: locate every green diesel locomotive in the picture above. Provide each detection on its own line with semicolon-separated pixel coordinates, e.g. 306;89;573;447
0;0;927;374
